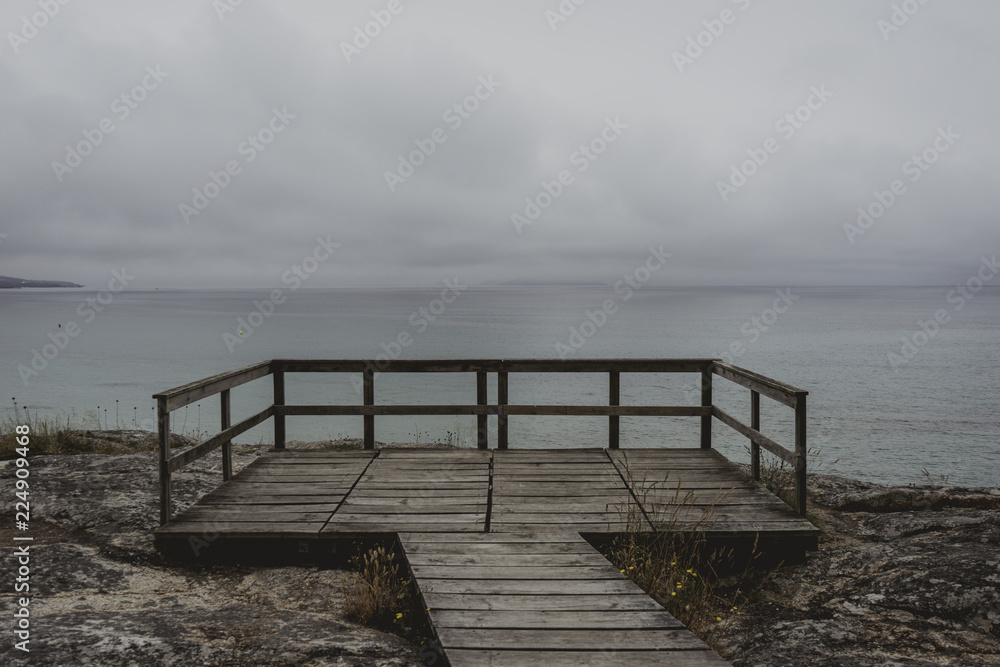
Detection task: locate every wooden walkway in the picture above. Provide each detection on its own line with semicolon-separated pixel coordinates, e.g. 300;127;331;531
402;531;727;665
156;448;817;664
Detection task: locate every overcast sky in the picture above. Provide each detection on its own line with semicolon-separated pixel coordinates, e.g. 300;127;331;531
1;0;997;288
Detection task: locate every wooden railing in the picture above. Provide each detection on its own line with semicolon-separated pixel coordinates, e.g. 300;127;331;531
154;359;808;524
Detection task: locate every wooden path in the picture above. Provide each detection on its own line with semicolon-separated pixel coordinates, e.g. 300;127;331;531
403;531;727;665
155;448;818;664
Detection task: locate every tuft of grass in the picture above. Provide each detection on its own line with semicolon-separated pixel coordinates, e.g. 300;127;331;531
342;543;434;647
602;453;766;645
343;544;404;627
0;410;174;459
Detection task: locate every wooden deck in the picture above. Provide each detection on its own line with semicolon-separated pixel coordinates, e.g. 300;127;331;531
156;447;817;665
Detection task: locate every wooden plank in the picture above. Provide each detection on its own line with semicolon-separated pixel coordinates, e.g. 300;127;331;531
155;359;272;412
399;530;582;543
403;542;599;555
406;553;614;568
278;404;498;416
712;406;795;465
184;502;341;513
420;593;666;612
711;360;804;408
178;510;334;522
168;406;274;473
436;627;711;651
320;523;485;534
342;496;487;507
418;579;641;595
443;649;727;666
430;610;684;630
331;513;484;523
348;488;488;498
155;521;325;537
503;405;709;417
413;566;621;580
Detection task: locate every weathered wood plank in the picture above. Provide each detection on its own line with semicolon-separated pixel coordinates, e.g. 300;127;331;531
418;579;641;595
155;359;273;412
420;593;666;612
443;649;728;666
405;553;614;568
436;627;711;651
413;566;621;580
430;609;684;630
403;542;599;555
711;360;806;408
399;530;583;543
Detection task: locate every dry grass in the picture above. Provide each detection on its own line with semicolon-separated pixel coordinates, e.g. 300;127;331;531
343;545;404;625
342;543;434;647
0;410;185;459
602;452;765;644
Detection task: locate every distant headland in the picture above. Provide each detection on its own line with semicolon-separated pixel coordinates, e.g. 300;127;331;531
0;275;84;289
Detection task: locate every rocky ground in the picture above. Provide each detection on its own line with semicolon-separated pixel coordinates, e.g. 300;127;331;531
0;435;422;666
1;432;998;665
716;475;1000;666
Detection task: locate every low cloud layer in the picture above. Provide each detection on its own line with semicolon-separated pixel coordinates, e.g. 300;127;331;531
1;0;997;288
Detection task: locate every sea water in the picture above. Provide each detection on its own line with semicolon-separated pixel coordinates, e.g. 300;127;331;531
1;286;997;487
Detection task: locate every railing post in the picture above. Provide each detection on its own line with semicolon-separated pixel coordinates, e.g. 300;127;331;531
700;363;713;449
794;394;807;516
609;371;620;450
751;390;760;481
157;397;171;526
273;368;285;449
363;368;375;450
497;371;508;450
221;389;232;481
477;371;488;449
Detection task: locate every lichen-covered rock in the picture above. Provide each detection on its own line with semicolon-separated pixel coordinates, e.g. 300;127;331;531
716;474;1000;666
0;445;420;666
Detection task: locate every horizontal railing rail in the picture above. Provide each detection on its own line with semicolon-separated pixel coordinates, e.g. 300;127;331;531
155;359;808;525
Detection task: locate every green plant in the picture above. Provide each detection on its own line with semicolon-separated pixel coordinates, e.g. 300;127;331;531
602;453;764;645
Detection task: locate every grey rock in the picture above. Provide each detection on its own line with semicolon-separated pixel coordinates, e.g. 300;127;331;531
717;474;1000;666
0;446;421;666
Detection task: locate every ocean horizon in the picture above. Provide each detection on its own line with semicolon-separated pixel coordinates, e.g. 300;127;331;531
2;285;998;488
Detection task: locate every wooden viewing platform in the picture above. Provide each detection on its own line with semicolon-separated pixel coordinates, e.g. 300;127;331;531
153;359;818;665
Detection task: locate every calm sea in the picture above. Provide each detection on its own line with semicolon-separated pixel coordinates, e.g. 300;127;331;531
1;287;997;487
